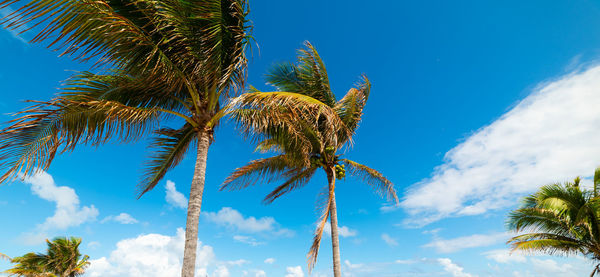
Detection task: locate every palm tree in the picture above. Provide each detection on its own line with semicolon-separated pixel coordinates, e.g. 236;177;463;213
0;1;253;276
221;42;399;277
3;237;90;277
507;169;600;276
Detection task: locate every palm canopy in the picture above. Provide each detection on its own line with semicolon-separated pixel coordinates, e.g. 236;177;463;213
0;0;253;194
222;41;398;272
3;237;90;277
507;170;600;276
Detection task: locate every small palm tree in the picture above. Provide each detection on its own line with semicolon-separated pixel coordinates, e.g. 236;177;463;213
0;1;254;276
3;237;90;277
507;168;600;276
222;42;398;277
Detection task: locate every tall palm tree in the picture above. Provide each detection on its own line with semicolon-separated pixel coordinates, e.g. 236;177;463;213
507;169;600;276
0;1;254;276
221;42;399;277
3;237;90;277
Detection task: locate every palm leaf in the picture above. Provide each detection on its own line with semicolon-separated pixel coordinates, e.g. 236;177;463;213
138;123;196;197
220;155;300;191
307;182;335;273
263;167;317;204
0;97;160;183
342;159;398;203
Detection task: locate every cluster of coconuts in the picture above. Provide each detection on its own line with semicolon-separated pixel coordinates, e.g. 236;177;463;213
335;164;346;180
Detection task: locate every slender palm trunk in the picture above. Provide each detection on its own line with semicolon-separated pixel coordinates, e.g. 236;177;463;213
181;131;211;277
327;168;342;277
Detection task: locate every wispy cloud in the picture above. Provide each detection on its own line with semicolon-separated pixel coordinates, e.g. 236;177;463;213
402;65;600;225
21;171;98;244
284;266;304;277
204;207;294;237
165;180;187;209
484;249;527;264
233;235;264;246
437;258;476;277
381;233;398;246
324;223;358;238
101;213;138;224
424;232;508;253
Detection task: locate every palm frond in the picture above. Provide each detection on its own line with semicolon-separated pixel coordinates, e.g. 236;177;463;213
508;233;583;256
342;159;398;204
307;181;335;273
1;0;252;92
263;167;317;204
138;123;196;197
220;155;300;191
334;76;370;139
0;97;160;183
227;91;350;157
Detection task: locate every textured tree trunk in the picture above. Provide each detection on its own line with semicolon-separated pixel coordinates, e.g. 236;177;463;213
328;168;342;277
181;131;211;277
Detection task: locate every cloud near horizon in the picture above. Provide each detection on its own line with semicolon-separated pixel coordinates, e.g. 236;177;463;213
402;65;600;225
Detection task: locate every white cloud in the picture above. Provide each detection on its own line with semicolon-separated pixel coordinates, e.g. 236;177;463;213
264;258;275;264
344;260;363;270
233;235;264;246
86;228;215;277
425;232;507;253
87;241;101;250
380;204;399;213
165;180;188;209
21;171;98;244
484;249;527;264
324;223;358;238
381;233;398;246
254;270;267;277
530;258;576;277
204;207;293;236
101;213;138;224
213;265;230;277
284;266;304;277
402;65;600;225
437;258;475;277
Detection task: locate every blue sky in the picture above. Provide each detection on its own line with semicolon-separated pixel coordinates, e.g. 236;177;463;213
2;0;600;276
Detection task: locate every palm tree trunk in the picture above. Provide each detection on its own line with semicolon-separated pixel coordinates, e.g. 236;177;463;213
181;131;211;277
328;168;342;277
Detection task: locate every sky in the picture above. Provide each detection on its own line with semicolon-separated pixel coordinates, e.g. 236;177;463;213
1;0;600;276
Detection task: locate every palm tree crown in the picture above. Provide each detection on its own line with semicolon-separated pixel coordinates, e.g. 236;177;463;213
222;41;398;275
507;169;600;276
0;1;252;276
3;237;90;277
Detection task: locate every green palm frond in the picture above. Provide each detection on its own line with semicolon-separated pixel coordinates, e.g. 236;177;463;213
1;0;251;92
342;159;398;204
227;91;350;159
220;155;300;191
507;173;600;266
265;41;335;106
508;233;583;256
0;98;160;183
61;71;189;113
334;76;370;138
139;123;196;197
263;167;317;204
4;237;87;276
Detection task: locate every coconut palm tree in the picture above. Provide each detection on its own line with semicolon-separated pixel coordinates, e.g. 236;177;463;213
507;169;600;276
3;237;90;277
221;42;399;277
0;1;255;276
